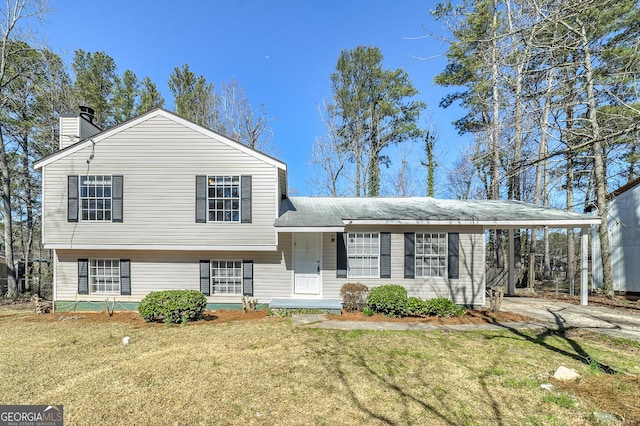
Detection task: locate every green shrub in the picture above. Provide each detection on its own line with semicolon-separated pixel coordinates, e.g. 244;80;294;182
363;306;374;316
423;297;465;318
407;296;429;316
340;283;369;312
138;290;207;323
366;285;408;317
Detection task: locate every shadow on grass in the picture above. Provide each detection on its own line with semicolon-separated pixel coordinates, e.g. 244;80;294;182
489;308;617;375
318;332;506;426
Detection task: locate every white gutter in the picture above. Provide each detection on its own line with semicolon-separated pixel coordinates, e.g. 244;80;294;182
276;226;345;233
344;219;601;227
45;244;278;251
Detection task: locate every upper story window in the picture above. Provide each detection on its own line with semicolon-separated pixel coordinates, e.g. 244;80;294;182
415;233;447;278
347;232;379;278
81;175;112;221
208;176;240;222
90;259;120;294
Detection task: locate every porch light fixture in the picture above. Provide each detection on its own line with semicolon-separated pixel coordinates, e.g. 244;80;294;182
331;234;335;242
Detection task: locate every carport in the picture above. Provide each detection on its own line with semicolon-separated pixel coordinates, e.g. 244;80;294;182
475;201;601;305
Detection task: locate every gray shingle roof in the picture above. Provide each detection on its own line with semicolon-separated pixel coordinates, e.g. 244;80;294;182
275;197;599;229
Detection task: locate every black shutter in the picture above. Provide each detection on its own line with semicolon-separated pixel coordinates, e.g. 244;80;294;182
200;260;210;295
112;175;124;222
404;233;415;279
68;176;79;222
336;232;347;278
78;259;89;294
242;260;253;296
241;175;252;223
448;233;460;279
196;176;207;223
120;259;131;295
380;232;391;279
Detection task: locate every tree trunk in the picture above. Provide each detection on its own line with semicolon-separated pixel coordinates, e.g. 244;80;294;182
367;118;380;197
22;133;34;294
490;0;503;269
580;20;614;297
0;127;17;299
564;77;576;286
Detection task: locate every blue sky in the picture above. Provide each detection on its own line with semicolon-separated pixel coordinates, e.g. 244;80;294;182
42;0;470;195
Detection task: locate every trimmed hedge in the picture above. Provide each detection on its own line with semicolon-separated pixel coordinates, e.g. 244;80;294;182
340;283;369;312
367;286;465;318
366;284;408;317
423;297;465;318
407;296;429;316
138;290;207;323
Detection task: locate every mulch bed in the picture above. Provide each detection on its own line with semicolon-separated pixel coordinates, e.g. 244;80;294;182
327;309;532;325
13;306;531;327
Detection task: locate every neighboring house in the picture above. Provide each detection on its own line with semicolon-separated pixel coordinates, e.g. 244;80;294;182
592;177;640;293
34;108;600;311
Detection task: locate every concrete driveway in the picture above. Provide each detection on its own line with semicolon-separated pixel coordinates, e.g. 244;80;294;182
500;297;640;342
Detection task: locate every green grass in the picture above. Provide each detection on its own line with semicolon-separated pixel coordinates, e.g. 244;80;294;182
542;393;577;409
0;309;639;425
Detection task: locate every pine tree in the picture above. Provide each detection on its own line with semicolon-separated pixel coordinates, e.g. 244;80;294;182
330;46;424;196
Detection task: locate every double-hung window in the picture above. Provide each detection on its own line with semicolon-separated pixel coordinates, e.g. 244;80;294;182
90;259;120;294
415;233;447;278
208;176;240;222
347;232;379;277
211;260;242;295
81;175;112;221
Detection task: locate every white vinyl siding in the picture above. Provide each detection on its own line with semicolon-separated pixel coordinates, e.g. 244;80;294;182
322;227;486;306
211;260;242;294
55;248;292;304
90;259;120;294
42;114;279;248
415;233;447;278
347;232;379;278
53;228;485;306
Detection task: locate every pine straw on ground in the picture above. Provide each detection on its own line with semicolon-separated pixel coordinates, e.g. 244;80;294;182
20;307;529;327
1;308;638;425
521;286;640;313
328;308;532;324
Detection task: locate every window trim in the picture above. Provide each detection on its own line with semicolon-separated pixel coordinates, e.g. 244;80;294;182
89;258;121;294
346;232;380;279
414;232;448;278
210;260;243;295
80;175;113;222
207;175;241;223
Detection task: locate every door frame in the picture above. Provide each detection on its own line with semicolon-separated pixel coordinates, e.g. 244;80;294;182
292;233;323;298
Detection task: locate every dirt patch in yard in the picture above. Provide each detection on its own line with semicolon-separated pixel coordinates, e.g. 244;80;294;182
555;374;640;424
328;308;532;324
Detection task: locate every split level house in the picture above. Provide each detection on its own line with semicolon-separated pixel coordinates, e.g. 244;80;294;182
34;108;600;311
592;177;640;294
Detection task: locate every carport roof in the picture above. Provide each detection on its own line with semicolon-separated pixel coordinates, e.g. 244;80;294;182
275;197;600;231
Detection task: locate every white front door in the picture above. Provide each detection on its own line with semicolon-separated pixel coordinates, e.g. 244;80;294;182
294;233;322;295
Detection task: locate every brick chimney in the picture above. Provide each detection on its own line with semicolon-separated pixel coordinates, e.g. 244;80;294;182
59;106;102;150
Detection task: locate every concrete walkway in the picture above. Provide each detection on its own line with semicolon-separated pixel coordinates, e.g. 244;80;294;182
293;297;640;342
500;297;640;342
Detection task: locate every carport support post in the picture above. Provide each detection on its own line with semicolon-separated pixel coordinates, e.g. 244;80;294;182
508;229;515;296
581;227;589;306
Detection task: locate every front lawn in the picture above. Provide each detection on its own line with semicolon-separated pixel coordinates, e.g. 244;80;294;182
0;308;638;425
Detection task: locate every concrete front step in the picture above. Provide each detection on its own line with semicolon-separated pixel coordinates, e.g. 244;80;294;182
269;298;342;314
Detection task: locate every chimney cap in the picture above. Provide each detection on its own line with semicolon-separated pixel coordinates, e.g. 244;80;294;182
78;105;95;123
